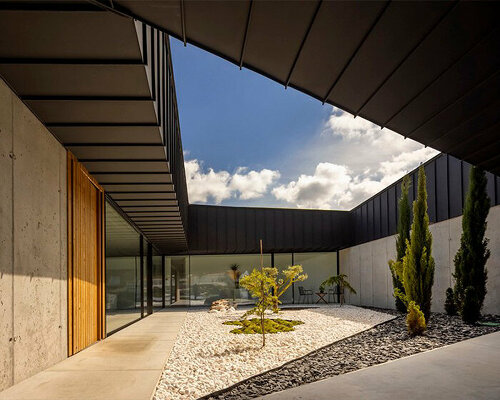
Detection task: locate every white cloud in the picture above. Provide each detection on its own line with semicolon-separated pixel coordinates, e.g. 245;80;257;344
185;159;280;204
323;106;427;154
231;167;280;200
272;147;438;210
272;107;438;209
184;159;232;204
185;107;438;209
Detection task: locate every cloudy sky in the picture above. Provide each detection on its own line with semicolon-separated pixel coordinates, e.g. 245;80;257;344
171;39;438;211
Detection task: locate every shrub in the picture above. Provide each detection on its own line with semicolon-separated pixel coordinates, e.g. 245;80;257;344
406;301;426;336
401;166;435;320
444;288;457;316
453;166;490;324
223;318;304;334
462;286;481;324
388;175;411;313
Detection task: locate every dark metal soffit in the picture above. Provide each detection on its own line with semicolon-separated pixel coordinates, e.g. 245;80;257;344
87;0;500;175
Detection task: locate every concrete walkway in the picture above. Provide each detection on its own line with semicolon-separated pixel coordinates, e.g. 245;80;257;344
0;309;187;400
261;331;500;400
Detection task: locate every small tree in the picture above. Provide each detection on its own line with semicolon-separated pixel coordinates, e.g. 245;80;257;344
453;166;490;323
388;175;411;312
239;265;307;346
400;166;435;321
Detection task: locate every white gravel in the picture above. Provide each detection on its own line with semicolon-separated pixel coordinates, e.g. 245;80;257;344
153;305;393;400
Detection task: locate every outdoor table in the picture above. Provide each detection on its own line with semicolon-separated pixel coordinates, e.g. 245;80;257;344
315;292;328;304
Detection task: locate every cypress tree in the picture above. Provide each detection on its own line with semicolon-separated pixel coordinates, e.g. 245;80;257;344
388;175;411;312
401;166;435;320
453;166;490;323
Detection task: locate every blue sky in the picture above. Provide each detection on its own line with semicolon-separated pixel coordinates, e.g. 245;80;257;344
170;38;438;210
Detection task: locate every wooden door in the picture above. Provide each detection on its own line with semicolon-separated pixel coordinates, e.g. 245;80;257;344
67;152;105;355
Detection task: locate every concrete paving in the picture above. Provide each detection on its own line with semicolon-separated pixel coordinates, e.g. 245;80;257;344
260;331;500;400
0;308;187;400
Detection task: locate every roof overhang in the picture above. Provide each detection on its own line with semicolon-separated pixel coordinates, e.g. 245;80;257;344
0;3;188;252
89;0;500;175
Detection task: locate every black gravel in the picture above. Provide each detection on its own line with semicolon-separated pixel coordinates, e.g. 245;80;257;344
203;311;500;400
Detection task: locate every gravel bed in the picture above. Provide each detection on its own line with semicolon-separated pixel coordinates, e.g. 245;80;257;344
153;306;393;400
207;311;500;400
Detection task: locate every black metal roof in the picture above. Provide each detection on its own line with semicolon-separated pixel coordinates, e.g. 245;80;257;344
88;0;500;175
0;4;188;252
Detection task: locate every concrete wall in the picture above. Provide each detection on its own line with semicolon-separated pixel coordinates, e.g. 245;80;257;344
0;78;67;391
340;204;500;315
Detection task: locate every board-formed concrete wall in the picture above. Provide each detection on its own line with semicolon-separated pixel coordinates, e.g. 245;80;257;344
0;78;67;391
340;204;500;315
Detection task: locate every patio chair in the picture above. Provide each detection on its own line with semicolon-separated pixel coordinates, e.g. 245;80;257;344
298;286;313;304
328;286;345;306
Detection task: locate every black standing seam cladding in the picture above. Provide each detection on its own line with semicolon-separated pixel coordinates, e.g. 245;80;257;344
186;154;499;254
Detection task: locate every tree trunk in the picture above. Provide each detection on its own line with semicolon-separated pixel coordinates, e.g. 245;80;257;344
260;312;265;347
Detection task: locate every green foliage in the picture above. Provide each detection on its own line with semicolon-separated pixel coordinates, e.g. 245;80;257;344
388;175;411;313
321;274;357;294
400;166;435;320
462;286;481;325
239;265;307;346
223;318;304;334
444;288;457;316
453;166;490;324
406;301;426;336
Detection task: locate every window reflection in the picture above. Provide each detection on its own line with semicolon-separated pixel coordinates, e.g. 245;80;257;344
187;254;272;306
105;202;142;334
294;253;337;302
153;250;163;309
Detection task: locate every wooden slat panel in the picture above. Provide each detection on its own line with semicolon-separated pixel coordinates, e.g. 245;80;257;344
67;152;105;355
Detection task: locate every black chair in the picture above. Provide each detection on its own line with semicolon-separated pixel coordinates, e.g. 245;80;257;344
298;286;313;304
328;286;345;306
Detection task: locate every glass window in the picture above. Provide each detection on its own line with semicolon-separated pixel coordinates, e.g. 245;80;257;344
105;202;142;334
293;252;337;304
273;253;294;304
188;254;271;306
168;256;189;306
165;256;171;305
142;238;149;315
153;249;163;309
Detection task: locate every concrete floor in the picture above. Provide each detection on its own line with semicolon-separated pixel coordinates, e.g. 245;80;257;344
0;309;187;400
260;331;500;400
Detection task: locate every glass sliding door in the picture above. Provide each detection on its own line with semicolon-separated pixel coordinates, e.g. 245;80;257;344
152;249;163;309
105;202;142;334
293;252;337;304
273;253;294;304
170;256;189;306
142;238;149;315
188;254;271;306
165;256;171;306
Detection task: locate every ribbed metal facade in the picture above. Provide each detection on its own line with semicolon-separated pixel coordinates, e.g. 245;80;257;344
188;205;351;254
350;153;500;246
187;153;499;254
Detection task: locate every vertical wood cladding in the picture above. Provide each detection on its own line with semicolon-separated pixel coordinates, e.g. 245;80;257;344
67;152;105;355
188;205;351;254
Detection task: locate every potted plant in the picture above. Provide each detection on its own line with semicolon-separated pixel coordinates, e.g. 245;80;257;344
228;263;241;302
321;274;356;306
